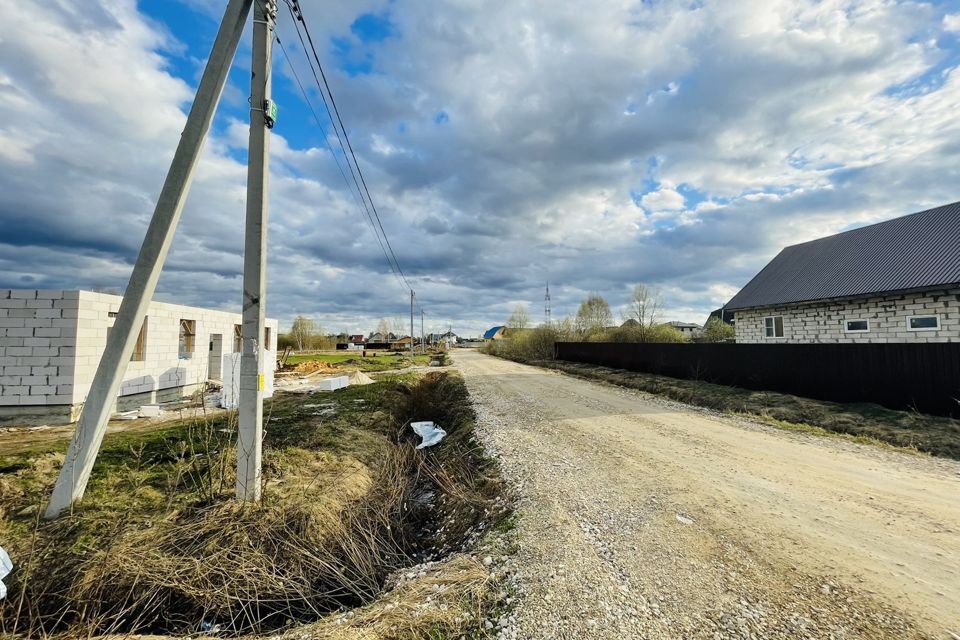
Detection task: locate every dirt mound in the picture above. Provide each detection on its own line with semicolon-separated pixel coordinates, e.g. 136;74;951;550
294;360;335;374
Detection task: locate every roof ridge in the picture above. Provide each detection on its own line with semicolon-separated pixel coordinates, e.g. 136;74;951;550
780;200;960;251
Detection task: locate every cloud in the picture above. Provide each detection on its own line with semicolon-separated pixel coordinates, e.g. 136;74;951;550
1;0;959;337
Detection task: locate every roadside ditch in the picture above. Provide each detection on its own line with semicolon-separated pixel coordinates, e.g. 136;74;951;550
0;371;511;638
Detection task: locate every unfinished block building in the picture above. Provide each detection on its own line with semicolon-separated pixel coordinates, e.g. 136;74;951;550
0;289;278;425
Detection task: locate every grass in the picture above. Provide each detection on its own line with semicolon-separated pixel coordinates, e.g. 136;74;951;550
528;359;960;460
0;373;509;639
285;352;432;372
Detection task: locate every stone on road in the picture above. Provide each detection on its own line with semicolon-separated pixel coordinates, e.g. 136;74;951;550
454;350;960;639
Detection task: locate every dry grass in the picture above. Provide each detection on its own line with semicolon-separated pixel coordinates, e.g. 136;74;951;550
538;360;960;459
0;373;508;639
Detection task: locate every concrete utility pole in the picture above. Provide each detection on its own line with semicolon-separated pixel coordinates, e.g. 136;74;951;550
421;309;425;353
409;290;415;354
45;0;254;519
237;0;277;502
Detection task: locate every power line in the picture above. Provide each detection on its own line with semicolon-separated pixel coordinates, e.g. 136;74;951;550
271;31;401;291
286;0;413;292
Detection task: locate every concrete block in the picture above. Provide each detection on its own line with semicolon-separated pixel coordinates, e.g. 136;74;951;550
6;347;31;357
53;298;80;309
10;290;35;299
21;375;49;385
3;366;30;375
0;318;25;328
61;291;80;300
34;290;63;299
35;309;62;319
18;357;50;366
31;366;58;376
56;385;73;396
0;397;21;406
25;318;53;328
0;337;24;347
3;386;28;395
0;376;21;385
0;299;27;309
23;337;51;347
26;299;53;309
7;328;33;338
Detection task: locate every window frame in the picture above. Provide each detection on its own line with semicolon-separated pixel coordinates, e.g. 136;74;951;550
265;327;272;350
110;318;147;361
234;324;243;352
907;314;940;331
844;319;870;333
179;319;196;358
763;315;784;339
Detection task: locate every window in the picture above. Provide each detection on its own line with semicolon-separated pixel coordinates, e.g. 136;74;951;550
107;318;147;361
132;320;147;361
234;324;243;352
908;315;940;331
763;316;784;338
845;319;869;333
179;319;196;357
265;327;272;350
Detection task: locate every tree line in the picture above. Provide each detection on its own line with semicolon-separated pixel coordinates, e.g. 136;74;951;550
505;284;733;343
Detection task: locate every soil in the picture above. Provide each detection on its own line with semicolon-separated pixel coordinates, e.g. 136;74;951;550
454;350;960;639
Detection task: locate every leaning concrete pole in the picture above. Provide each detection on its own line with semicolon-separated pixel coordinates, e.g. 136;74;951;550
236;0;276;502
44;0;254;519
409;290;415;354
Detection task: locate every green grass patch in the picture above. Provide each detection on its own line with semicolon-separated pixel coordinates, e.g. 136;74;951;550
285;352;431;371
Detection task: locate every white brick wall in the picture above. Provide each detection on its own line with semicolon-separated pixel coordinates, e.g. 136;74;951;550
734;288;960;343
0;289;78;406
0;290;278;411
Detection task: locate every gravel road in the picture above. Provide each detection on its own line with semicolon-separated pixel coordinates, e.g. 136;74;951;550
453;350;960;639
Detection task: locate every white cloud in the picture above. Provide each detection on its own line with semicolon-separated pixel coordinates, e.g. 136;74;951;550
944;13;960;32
2;0;959;337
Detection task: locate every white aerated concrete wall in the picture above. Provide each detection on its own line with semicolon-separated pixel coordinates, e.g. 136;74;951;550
734;288;960;343
0;290;278;422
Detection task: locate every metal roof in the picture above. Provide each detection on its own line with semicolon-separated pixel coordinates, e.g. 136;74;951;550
725;201;960;311
483;325;505;339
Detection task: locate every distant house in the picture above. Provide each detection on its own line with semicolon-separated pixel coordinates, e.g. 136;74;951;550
725;201;960;343
706;307;735;326
483;326;506;341
349;334;364;343
666;321;702;336
440;330;458;347
391;336;414;349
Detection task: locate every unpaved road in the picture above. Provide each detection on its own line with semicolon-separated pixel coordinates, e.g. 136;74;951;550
454;350;960;639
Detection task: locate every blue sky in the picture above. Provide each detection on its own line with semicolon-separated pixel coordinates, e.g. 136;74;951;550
1;0;959;336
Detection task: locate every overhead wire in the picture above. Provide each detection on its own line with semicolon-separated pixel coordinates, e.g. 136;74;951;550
285;0;414;294
260;0;428;319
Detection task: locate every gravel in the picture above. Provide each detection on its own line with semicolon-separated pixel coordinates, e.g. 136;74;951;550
456;351;947;639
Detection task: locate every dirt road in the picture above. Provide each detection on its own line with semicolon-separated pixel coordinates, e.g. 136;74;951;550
454;350;960;639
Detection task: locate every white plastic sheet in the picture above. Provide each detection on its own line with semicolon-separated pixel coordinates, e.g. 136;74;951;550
411;421;446;449
0;546;12;599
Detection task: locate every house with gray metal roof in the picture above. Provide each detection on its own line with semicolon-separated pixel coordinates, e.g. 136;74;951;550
725;201;960;343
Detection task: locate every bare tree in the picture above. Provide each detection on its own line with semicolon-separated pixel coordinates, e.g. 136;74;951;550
289;315;316;351
391;316;408;338
575;294;612;335
507;304;531;329
375;318;390;338
627;283;662;341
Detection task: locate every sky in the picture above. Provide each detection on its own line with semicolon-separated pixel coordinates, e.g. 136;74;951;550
1;0;959;338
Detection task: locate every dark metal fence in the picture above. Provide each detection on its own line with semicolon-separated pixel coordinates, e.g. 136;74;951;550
554;342;960;416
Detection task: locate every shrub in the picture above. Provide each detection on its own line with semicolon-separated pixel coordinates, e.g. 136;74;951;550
700;317;735;342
